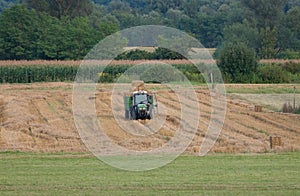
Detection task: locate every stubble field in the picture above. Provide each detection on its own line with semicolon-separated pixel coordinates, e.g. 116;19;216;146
0;83;300;153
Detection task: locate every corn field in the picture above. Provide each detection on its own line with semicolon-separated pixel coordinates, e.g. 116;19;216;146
0;61;208;83
0;65;79;83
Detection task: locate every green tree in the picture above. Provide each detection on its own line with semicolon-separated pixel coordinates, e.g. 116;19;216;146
281;7;300;51
0;5;40;60
165;9;187;28
88;5;119;40
141;10;163;25
0;3;121;60
91;14;119;41
86;32;128;60
65;17;96;59
108;0;131;13
0;0;22;13
217;43;258;83
25;0;93;19
241;0;286;28
222;20;260;50
35;13;63;59
258;64;290;83
151;47;185;60
157;35;198;58
231;0;287;59
147;0;178;14
260;26;279;59
182;0;209;18
192;12;225;48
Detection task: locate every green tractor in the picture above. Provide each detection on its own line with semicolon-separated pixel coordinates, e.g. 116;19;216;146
124;90;154;120
123;81;157;120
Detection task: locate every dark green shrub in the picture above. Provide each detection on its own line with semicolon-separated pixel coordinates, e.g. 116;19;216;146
276;50;300;59
115;48;186;60
217;43;258;83
282;61;300;74
257;64;291;83
151;48;186;60
115;49;152;60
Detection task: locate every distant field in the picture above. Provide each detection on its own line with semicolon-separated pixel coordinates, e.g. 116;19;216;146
230;94;300;111
0;152;300;195
226;84;300;111
225;84;300;94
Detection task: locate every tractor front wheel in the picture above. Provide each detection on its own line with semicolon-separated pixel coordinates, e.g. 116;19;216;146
129;107;137;120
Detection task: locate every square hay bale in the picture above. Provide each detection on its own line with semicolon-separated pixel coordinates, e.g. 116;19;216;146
255;105;262;112
270;136;282;149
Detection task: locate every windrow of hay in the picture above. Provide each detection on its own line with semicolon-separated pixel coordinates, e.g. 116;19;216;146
0;97;5;123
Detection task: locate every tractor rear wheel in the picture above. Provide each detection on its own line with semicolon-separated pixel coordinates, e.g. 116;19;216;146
148;111;152;120
125;110;129;119
129;107;137;120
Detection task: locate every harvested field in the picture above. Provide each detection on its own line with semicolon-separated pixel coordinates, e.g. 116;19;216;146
0;83;300;154
230;93;300;111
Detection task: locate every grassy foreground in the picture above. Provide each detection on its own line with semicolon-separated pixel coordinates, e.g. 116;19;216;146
1;152;300;195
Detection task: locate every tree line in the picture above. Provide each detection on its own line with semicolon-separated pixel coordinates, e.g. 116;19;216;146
0;0;118;60
0;0;299;60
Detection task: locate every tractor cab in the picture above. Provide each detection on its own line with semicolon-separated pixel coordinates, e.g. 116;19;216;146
124;90;154;120
134;91;148;104
123;81;156;120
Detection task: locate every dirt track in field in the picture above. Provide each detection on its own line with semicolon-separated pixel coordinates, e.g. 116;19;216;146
0;83;300;154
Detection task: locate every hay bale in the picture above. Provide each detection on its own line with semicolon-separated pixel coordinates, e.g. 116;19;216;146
270;136;282;149
255;105;262;112
131;80;146;92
